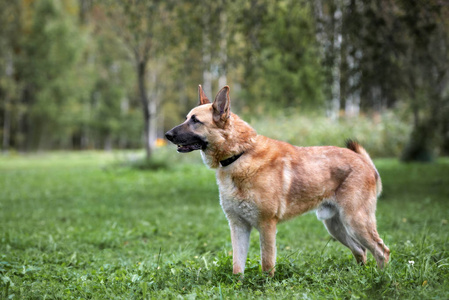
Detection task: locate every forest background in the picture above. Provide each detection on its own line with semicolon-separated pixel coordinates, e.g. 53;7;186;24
1;0;448;161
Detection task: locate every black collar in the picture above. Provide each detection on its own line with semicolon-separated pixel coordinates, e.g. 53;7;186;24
220;152;244;167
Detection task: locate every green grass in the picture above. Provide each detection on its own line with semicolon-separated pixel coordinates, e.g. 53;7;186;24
1;150;448;299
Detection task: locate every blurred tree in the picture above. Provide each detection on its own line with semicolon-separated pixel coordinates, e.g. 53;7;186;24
162;0;239;129
313;0;343;119
100;0;169;160
13;0;89;150
237;0;324;111
78;0;92;24
81;4;140;150
395;1;449;161
0;0;447;159
314;0;449;159
312;0;400;118
0;1;20;152
173;0;232;97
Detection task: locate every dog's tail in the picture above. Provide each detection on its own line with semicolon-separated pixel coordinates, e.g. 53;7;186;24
346;139;382;196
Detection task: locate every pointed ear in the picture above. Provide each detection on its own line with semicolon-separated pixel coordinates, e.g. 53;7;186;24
212;86;231;127
198;85;211;105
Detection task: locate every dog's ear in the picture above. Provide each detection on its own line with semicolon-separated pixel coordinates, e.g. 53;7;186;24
198;85;211;105
212;86;230;127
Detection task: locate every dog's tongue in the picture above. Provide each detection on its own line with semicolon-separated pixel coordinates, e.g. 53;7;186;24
177;143;202;153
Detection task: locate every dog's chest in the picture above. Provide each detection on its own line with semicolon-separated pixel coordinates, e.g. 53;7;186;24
216;172;260;227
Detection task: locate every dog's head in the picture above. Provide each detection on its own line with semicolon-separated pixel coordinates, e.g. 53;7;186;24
165;85;231;153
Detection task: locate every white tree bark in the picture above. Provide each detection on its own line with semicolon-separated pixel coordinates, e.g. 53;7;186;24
345;48;361;117
202;12;213;98
218;9;227;87
329;5;342;121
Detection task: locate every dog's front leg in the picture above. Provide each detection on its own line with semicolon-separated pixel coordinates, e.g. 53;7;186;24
229;219;252;274
259;220;277;276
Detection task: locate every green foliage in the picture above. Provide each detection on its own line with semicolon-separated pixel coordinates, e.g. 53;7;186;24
240;0;324;110
0;0;141;151
0;0;448;158
0;152;448;298
16;0;89;148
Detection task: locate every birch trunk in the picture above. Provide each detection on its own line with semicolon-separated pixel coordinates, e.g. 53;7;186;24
329;2;342;121
345;48;361;117
218;9;227;87
313;0;342;120
202;12;212;97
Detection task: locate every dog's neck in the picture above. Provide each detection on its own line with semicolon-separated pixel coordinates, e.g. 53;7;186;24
219;152;245;167
201;114;257;169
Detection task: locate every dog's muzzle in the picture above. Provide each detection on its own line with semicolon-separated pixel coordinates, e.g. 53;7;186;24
165;128;207;153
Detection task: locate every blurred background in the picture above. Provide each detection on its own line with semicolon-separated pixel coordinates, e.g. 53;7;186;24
0;0;448;161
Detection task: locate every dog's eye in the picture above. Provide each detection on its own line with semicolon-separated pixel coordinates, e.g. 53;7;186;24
191;115;201;124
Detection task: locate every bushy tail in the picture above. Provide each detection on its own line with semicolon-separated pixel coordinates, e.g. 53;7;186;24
346;139;382;196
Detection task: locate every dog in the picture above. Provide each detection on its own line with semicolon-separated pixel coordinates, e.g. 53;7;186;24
165;85;390;276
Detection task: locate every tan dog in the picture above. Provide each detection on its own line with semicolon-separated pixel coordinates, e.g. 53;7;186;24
165;85;390;276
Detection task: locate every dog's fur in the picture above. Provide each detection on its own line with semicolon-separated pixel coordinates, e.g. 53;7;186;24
165;85;390;276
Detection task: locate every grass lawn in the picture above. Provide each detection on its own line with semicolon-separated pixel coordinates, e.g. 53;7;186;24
1;150;448;299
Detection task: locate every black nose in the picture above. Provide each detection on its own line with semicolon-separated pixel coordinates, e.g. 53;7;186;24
165;130;174;142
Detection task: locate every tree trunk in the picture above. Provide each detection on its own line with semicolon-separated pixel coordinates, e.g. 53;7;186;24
218;8;228;87
401;74;433;162
149;99;157;152
2;52;13;152
202;12;213;97
19;86;32;152
119;96;129;149
314;0;342;120
329;1;342;121
104;134;112;151
137;60;152;160
2;96;10;152
345;48;361;117
78;0;91;24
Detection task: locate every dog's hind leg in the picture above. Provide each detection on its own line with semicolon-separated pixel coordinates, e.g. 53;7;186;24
335;175;390;268
321;209;367;265
229;219;252;274
341;211;390;268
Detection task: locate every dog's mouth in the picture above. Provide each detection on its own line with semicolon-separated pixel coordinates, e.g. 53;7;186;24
165;127;208;153
176;143;204;153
